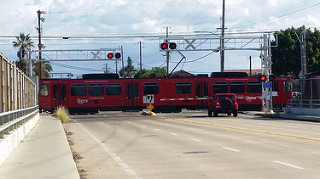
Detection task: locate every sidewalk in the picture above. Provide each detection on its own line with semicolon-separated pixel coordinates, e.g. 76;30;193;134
0;114;80;179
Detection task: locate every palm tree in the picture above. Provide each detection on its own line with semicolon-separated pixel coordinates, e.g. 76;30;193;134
12;33;34;73
12;33;52;78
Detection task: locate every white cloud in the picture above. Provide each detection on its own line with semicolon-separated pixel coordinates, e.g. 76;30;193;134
1;0;320;75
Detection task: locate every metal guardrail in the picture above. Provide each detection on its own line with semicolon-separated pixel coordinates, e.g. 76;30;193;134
286;99;320;108
0;105;38;138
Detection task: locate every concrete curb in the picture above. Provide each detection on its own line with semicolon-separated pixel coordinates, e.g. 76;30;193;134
0;113;39;166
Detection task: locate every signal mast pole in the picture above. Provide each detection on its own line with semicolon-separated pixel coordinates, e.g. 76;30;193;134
165;27;170;77
220;0;226;72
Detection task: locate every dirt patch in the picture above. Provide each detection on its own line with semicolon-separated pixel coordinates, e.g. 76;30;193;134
64;127;87;179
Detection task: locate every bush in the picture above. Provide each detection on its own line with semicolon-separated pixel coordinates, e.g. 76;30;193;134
55;106;69;123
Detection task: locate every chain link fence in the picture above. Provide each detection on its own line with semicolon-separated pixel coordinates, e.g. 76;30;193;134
288;78;320;108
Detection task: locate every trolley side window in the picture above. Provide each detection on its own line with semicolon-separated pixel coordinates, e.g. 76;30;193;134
106;83;121;95
247;82;262;93
71;83;86;96
39;84;49;96
143;82;159;94
213;82;228;93
134;84;139;97
283;81;291;93
89;83;104;96
230;81;245;93
176;82;191;94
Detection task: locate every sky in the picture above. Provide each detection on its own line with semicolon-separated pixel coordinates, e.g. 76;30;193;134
1;0;320;77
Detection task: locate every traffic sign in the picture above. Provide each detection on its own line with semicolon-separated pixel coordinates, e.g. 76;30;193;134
263;82;272;88
147;104;154;111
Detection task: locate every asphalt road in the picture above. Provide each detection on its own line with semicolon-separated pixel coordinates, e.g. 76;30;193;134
64;111;320;179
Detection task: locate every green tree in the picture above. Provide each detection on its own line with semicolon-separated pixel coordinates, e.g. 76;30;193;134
306;28;320;72
134;67;166;78
33;60;53;78
119;57;136;78
12;33;34;73
272;26;320;78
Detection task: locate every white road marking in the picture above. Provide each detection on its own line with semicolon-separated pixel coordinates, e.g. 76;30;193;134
222;147;241;152
273;161;305;169
142;125;146;128
170;133;178;136
191;138;202;142
154;129;160;131
125;121;133;124
75;120;141;178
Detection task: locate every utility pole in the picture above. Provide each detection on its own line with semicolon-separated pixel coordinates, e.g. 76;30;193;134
139;41;142;71
37;10;45;79
220;0;226;72
249;56;252;76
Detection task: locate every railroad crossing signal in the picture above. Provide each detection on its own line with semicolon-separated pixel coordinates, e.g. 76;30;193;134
185;39;196;50
107;52;121;59
160;42;177;50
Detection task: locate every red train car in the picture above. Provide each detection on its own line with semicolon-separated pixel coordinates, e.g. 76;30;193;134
38;73;291;113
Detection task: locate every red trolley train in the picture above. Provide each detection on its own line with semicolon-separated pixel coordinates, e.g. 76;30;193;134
38;72;291;113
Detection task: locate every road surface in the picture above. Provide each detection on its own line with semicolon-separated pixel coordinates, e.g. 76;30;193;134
63;111;320;179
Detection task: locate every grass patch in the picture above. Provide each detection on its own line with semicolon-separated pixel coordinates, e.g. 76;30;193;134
55;106;69;123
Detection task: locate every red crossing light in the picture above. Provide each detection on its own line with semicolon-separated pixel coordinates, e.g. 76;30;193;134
115;53;121;59
169;42;177;49
259;75;267;82
107;53;113;59
160;43;168;50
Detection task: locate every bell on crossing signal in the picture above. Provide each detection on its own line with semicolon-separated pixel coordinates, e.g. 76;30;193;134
107;53;113;59
160;42;177;50
258;75;267;82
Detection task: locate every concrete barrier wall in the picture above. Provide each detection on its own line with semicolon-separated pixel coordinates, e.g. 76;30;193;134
0;112;39;165
286;107;320;116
